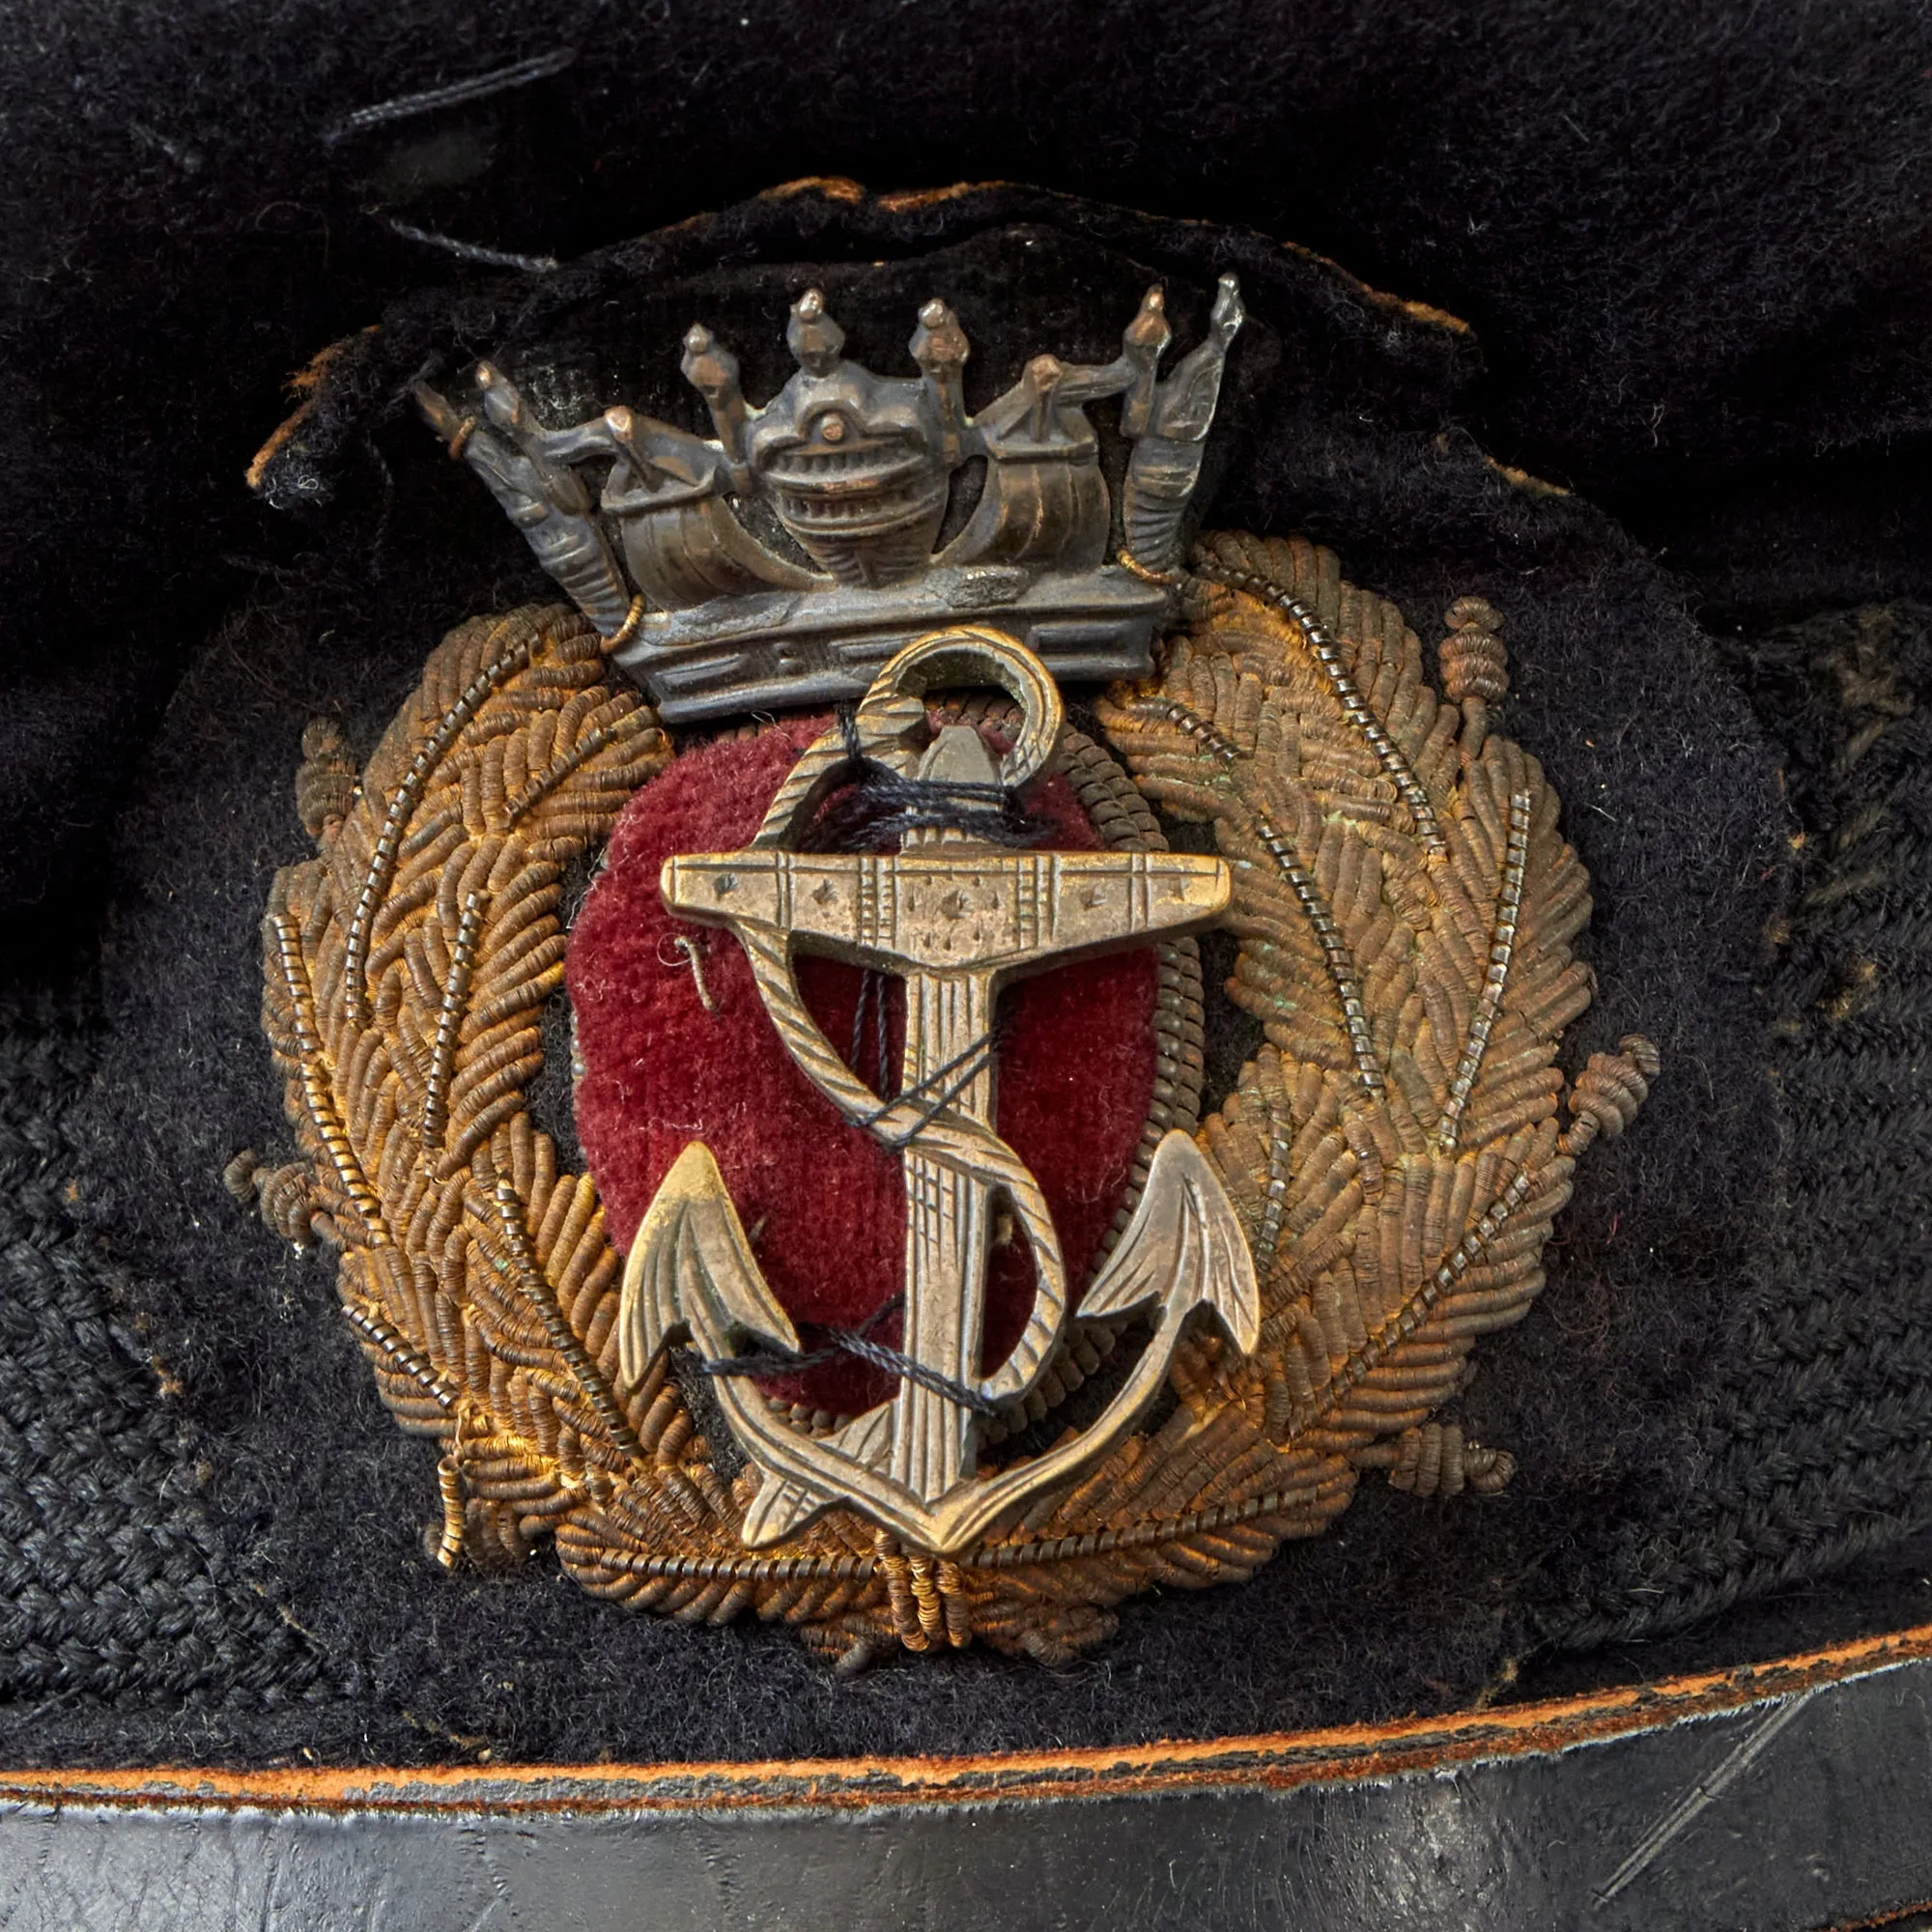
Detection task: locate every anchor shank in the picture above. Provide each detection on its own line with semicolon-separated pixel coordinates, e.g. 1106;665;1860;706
893;966;997;1501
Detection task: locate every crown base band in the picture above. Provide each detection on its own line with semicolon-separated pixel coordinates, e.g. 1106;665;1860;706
616;563;1169;722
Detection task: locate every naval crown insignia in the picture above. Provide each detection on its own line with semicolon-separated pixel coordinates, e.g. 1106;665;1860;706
414;275;1244;721
241;261;1660;1664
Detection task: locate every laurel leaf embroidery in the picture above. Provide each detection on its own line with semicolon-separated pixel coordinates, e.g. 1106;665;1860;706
1096;531;1652;1520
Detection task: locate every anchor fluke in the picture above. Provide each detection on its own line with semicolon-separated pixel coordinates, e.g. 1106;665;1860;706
617;1141;799;1391
1079;1130;1262;1355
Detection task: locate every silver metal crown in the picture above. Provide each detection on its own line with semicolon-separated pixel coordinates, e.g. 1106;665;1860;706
415;275;1244;722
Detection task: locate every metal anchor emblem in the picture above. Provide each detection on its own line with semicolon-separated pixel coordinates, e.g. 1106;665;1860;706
618;628;1261;1553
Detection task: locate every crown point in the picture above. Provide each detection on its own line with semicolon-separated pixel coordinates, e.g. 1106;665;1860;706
787;289;845;375
1124;288;1173;362
682;325;738;386
911;298;969;376
476;364;522;430
1210;273;1246;343
680;327;744;455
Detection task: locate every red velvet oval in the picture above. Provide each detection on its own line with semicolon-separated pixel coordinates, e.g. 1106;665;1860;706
566;721;1158;1415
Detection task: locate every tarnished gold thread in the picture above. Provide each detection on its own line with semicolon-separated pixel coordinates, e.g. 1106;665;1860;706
1437;792;1532;1152
937;1559;971;1647
1195;562;1448;855
1153;698;1384;1092
908;1553;947;1644
489;1180;647;1465
421;891;485;1151
341;623;534;1025
1253;813;1385;1094
506;723;632;825
970;1480;1333;1569
602;593;646;652
435;1453;467;1569
1317;1165;1542;1415
875;1531;929;1651
588;1481;1335;1587
340;1300;458;1411
599;1547;877;1584
1557;1037;1660;1160
1256;1111;1293;1273
270;911;390;1244
659;934;716;1013
1117;548;1181;588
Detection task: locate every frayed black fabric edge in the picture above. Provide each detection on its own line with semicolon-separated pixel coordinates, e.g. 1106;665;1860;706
249;180;1480;515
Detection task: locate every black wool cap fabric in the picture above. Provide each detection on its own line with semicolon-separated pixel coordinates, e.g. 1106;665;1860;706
0;183;1902;1773
0;2;1928;1770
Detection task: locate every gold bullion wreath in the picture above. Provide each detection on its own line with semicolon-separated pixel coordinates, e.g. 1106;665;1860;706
241;530;1656;1665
